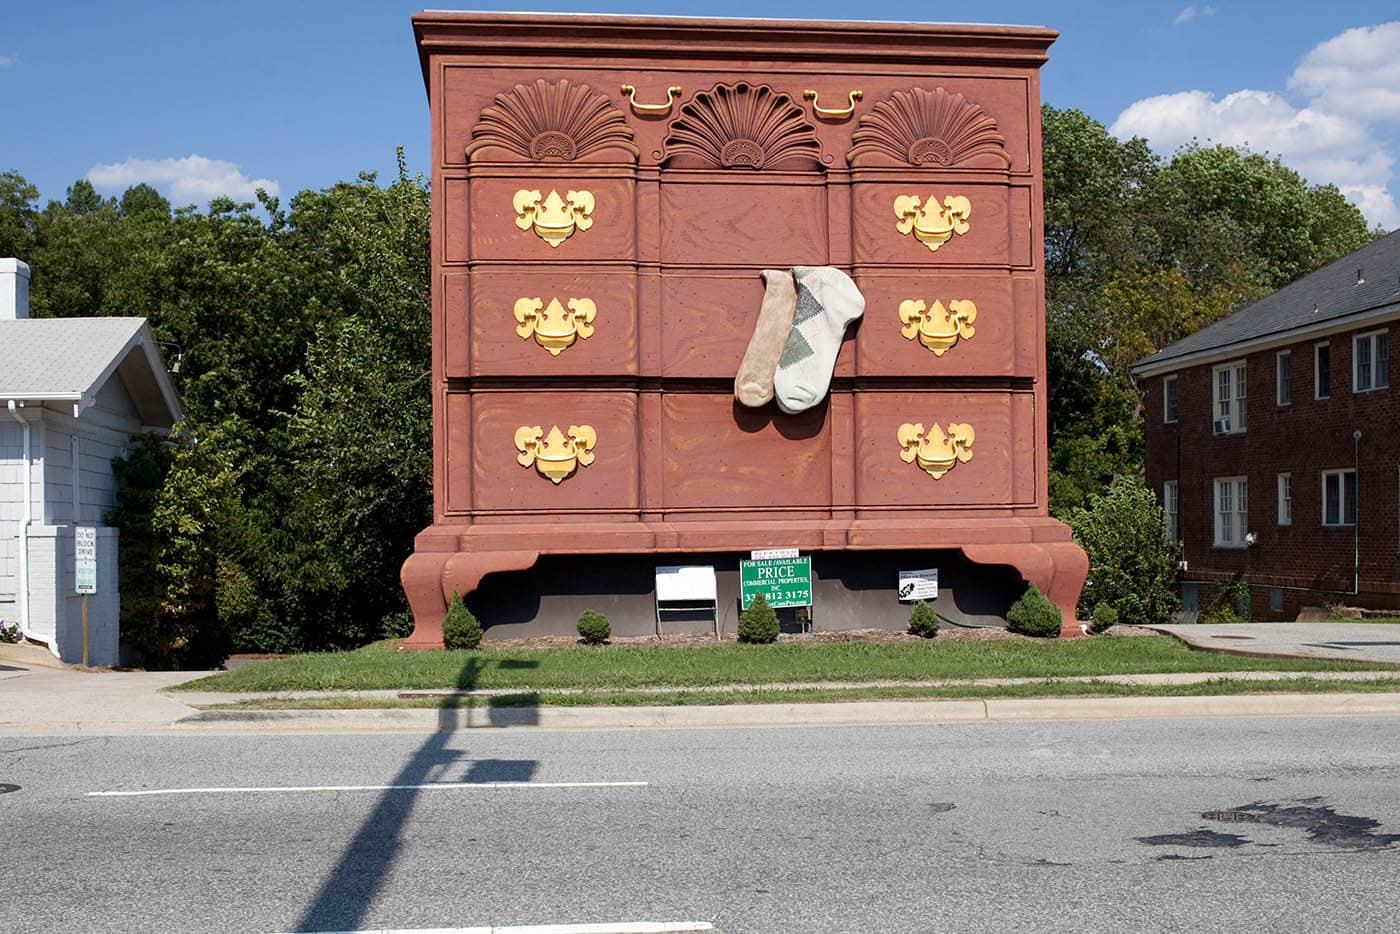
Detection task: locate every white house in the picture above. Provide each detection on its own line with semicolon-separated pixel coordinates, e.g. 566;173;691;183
1;258;182;666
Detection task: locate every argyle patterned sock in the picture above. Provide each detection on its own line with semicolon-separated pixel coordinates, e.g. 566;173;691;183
773;266;864;414
735;269;798;407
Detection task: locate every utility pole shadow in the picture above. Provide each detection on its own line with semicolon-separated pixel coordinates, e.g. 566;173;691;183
292;654;540;932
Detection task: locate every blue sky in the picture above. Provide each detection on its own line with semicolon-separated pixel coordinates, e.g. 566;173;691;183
3;1;1397;227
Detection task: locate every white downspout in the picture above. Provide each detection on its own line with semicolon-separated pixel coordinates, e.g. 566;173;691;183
6;400;33;641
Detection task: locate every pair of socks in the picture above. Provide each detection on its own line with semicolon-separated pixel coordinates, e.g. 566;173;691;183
734;266;865;413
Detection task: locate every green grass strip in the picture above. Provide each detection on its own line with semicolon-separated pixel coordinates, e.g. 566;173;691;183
197;676;1400;710
175;635;1397;694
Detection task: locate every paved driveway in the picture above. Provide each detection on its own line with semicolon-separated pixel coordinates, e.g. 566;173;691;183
1148;622;1400;664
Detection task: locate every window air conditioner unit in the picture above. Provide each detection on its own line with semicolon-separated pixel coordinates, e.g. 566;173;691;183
1214;418;1231;433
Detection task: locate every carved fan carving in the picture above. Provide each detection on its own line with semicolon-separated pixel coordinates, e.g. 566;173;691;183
466;79;638;164
663;83;825;171
848;87;1010;170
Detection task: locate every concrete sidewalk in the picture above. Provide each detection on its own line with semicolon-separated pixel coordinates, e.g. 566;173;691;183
3;649;1400;734
1148;622;1400;664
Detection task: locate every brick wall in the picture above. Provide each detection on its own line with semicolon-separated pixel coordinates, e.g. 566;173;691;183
1143;318;1400;618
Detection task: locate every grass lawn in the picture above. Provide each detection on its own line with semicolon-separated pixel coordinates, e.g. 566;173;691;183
198;676;1400;710
174;635;1396;694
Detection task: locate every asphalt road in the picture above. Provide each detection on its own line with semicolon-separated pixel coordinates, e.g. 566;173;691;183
3;715;1399;933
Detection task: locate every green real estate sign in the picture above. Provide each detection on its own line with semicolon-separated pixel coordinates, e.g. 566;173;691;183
739;556;812;609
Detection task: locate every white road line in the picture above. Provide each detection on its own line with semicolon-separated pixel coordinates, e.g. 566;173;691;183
275;923;713;934
87;780;648;798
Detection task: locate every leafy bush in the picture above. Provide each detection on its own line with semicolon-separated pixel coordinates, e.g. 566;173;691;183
1007;583;1062;638
0;619;20;644
442;592;483;650
1066;475;1180;628
577;609;611;645
1202;579;1250;625
907;601;940;638
738;592;779;644
380;610;414;639
1088;602;1118;635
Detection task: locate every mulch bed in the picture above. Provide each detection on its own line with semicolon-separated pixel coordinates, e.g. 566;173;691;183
482;624;1159;651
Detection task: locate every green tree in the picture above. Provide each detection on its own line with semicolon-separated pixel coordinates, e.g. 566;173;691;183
1066;475;1179;628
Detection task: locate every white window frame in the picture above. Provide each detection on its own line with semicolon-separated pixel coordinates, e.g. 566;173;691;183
1212;360;1247;434
1163;480;1179;544
1277;473;1291;526
1352;329;1390;393
1276;350;1291;406
1214;476;1248;548
1163;375;1179;424
1321;468;1357;527
1315;341;1331;400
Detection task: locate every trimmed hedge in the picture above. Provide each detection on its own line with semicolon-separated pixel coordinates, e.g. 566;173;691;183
907;601;940;638
738;592;779;644
1007;583;1061;638
577;609;611;645
442;591;484;650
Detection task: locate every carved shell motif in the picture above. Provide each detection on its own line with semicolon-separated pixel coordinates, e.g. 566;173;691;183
848;87;1010;170
466;79;638;163
664;83;824;171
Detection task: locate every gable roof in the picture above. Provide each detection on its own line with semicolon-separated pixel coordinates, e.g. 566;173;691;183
1132;228;1400;376
0;317;183;429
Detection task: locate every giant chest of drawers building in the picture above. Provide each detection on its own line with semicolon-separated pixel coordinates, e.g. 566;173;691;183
403;13;1087;644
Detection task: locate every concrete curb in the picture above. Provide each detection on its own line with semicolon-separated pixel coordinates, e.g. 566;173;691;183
153;691;1400;734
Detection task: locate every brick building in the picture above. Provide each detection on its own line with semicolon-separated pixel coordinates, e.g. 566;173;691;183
1132;230;1400;620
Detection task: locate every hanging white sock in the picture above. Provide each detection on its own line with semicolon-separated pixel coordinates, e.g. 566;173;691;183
773;266;864;414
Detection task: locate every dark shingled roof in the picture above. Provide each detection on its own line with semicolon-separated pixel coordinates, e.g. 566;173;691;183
1133;228;1400;372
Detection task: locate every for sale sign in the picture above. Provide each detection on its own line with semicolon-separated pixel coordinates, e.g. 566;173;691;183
740;556;812;609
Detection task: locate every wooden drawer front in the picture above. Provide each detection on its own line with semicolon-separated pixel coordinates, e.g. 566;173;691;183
853;273;1034;378
467;176;636;262
470;391;639;513
660;180;828;267
851;182;1032;269
468;267;638;376
854;391;1035;508
661;393;831;510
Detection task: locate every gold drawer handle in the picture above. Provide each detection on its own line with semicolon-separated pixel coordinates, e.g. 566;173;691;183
803;89;862;119
621;84;681;115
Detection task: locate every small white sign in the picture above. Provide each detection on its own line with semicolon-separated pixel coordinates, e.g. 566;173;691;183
655;565;717;602
751;547;799;560
75;526;97;595
898;568;938;602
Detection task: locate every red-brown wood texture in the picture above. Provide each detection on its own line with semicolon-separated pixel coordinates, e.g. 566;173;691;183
404;13;1087;641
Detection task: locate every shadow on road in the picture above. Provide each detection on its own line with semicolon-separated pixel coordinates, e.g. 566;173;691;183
293;654;540;932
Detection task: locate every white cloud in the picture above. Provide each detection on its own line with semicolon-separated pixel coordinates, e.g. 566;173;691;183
1111;22;1400;230
1288;21;1400;121
1173;6;1214;25
0;54;18;67
86;155;279;205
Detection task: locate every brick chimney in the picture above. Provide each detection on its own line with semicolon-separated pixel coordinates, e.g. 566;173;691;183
1;258;30;320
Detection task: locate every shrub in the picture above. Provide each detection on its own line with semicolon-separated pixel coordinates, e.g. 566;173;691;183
577;609;611;645
1007;583;1062;638
1066;475;1180;628
442;591;483;650
907;601;940;638
1202;579;1250;625
0;619;20;644
737;592;780;644
1088;602;1118;634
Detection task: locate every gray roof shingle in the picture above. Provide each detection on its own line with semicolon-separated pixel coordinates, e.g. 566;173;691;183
0;317;181;427
1133;228;1400;373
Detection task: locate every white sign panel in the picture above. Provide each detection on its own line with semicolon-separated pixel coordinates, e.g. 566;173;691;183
655;565;718;602
897;568;938;602
75;526;97;595
750;548;799;561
